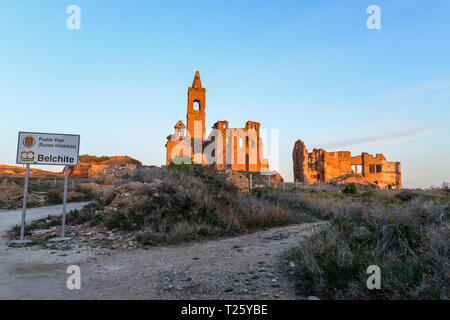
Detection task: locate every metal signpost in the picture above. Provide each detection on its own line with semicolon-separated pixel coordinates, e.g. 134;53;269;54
11;132;80;244
52;165;71;242
13;164;32;244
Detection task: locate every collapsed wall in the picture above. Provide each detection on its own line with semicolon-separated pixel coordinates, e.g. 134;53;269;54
292;140;401;189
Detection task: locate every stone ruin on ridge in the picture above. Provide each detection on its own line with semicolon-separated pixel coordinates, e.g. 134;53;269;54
292;139;401;189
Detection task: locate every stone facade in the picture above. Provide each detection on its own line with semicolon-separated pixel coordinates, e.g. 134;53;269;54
165;71;269;172
293;140;401;189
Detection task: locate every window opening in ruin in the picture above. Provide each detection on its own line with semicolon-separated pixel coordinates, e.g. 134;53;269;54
353;165;362;173
193;101;200;110
238;138;244;148
369;165;375;173
376;165;382;173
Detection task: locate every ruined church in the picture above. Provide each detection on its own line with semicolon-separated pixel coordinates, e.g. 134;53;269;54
165;71;269;172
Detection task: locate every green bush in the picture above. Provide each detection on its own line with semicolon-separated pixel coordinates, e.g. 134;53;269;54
250;187;272;198
343;183;357;194
168;156;192;168
395;190;418;202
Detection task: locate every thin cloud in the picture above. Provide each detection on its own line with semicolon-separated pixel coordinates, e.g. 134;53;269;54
322;126;438;149
398;82;450;98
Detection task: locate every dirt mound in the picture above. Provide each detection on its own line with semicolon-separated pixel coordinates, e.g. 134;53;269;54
101;156;142;166
17;166;297;246
68;156;142;179
103;181;150;214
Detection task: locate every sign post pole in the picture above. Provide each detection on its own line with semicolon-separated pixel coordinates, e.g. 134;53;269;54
61;165;69;237
9;164;33;244
20;164;30;240
50;165;72;242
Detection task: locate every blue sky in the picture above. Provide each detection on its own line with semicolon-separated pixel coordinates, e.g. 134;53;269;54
0;0;449;188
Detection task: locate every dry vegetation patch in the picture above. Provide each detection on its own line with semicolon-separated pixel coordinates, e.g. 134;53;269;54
9;165;314;247
8;165;448;300
255;186;449;299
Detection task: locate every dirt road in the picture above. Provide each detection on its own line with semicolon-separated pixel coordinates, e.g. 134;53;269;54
0;222;324;299
0;202;90;232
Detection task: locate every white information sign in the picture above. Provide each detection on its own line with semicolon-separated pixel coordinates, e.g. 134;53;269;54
16;132;80;166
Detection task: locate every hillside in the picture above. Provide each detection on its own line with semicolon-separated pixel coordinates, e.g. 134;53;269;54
5;164;449;299
0;165;60;179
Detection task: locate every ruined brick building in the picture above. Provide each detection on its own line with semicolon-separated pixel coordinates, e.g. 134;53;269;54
165;71;269;172
293;140;401;189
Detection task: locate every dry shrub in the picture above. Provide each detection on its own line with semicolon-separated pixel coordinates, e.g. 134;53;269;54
97;166;302;244
288;194;449;299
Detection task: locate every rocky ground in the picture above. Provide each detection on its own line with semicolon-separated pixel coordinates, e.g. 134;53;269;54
0;178;48;209
0;222;325;299
0;177;96;210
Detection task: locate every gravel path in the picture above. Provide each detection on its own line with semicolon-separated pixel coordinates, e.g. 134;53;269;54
0;222;325;299
0;202;90;232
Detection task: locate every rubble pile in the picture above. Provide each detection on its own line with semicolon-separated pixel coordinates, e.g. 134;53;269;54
216;169;249;192
103;181;152;213
329;173;373;187
239;172;284;189
0;179;23;208
216;170;285;191
22;224;139;250
0;178;48;209
13;178;171;249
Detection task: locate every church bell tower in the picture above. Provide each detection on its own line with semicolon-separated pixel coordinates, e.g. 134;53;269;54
187;71;206;163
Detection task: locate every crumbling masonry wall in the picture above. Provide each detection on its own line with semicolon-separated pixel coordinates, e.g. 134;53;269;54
293;140;401;189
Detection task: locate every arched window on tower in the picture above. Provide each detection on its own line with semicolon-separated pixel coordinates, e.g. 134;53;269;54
193;101;200;111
